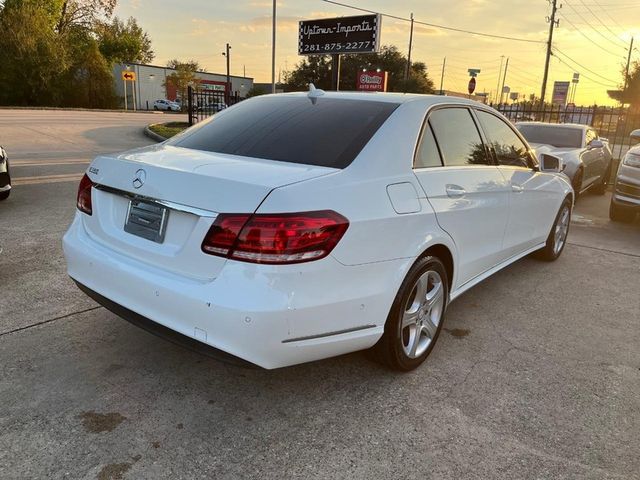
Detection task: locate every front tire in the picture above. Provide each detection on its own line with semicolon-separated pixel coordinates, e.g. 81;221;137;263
535;197;571;261
609;201;636;223
372;256;448;371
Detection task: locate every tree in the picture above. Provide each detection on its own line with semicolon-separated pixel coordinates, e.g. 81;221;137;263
56;0;116;34
245;86;267;98
283;45;435;94
0;1;69;105
164;59;201;102
608;61;640;110
97;16;154;64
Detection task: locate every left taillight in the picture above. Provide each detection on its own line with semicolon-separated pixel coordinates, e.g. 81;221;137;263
201;210;349;264
77;173;94;215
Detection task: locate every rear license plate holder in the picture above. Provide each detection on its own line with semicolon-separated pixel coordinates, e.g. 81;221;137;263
124;199;169;243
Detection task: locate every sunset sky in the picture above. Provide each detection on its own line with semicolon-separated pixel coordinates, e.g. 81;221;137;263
115;0;640;106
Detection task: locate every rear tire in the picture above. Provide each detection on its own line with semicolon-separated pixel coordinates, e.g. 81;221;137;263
372;256;448;371
591;161;611;195
534;197;572;261
609;201;636;223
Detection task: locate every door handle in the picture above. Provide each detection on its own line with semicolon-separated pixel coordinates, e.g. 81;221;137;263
445;184;466;198
511;184;524;193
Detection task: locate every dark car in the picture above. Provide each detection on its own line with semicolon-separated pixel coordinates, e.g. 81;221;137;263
0;146;10;200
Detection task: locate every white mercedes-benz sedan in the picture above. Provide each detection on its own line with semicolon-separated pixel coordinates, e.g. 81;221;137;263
63;91;573;371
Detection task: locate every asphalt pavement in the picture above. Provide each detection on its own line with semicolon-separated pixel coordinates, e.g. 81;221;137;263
0;109;638;480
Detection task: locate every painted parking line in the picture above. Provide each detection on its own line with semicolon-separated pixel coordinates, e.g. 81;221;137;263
11;159;90;167
12;173;84;186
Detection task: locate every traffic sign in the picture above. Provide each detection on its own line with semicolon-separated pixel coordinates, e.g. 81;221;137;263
122;71;136;82
468;77;476;95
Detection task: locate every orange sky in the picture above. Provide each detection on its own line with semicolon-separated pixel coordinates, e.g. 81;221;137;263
116;0;640;106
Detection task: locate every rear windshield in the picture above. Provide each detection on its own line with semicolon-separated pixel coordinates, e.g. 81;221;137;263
170;96;399;168
516;124;583;149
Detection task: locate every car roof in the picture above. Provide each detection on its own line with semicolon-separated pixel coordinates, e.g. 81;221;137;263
277;90;487;107
516;121;589;131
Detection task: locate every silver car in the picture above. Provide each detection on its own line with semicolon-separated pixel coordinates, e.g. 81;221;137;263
516;122;612;197
610;129;640;222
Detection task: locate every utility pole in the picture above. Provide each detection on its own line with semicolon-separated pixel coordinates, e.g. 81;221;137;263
499;57;509;104
271;0;277;93
439;57;446;94
623;37;634;103
496;56;504;104
222;43;231;103
405;13;414;81
541;0;560;106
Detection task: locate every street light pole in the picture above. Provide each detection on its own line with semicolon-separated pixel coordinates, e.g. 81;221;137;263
272;0;277;93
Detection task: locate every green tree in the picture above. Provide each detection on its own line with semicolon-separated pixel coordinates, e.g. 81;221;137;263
283;45;435;94
55;0;116;34
164;59;201;103
608;61;640;109
97;16;154;64
244;86;267;98
0;1;69;105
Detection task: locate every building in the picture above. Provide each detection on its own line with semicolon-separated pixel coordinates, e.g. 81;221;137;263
113;63;254;110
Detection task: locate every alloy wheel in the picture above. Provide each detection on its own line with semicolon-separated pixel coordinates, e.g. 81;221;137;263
554;205;570;255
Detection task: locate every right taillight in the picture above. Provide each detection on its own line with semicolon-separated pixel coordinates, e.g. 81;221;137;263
77;173;94;215
201;210;349;264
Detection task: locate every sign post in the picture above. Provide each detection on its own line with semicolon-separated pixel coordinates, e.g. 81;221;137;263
298;14;381;91
121;71;137;111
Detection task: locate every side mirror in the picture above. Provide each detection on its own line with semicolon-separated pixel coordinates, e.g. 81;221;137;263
630;129;640;143
588;139;604;149
539;153;562;173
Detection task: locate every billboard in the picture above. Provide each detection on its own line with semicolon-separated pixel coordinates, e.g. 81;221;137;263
298;14;381;55
552;81;571;105
356;71;388;92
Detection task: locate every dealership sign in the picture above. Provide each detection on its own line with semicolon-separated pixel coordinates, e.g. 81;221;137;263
357;71;388;92
298;14;381;55
552;81;571;105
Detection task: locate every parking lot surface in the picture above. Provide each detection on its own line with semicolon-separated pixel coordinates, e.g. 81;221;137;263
0;110;639;479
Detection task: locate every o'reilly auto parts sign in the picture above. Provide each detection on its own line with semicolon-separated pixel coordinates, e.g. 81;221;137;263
298;14;381;55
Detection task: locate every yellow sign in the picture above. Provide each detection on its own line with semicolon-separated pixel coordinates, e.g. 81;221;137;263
121;71;136;81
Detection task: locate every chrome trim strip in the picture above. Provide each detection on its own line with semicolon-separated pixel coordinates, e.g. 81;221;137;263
282;324;377;343
94;183;218;218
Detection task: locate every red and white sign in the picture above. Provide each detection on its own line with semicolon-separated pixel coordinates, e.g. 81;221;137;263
468;77;476;95
357;71;388;92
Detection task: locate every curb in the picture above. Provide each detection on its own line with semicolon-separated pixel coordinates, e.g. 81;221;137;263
144;124;167;142
0;106;169;114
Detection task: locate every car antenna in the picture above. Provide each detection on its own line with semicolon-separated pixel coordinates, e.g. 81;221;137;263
308;83;325;104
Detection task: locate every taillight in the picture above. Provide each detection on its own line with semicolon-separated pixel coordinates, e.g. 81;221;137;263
77;173;94;215
201;211;349;264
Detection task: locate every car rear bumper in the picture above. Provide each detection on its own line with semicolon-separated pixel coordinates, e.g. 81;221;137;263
63;213;406;369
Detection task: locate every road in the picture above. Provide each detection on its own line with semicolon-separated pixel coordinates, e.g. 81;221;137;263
0;110;639;480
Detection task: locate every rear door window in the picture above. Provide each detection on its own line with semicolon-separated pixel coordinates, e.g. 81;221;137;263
476;110;532;168
171;96;399;168
428;108;489;166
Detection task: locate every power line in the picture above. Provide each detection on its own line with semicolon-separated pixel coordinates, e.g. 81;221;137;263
563;1;628;51
558;12;627;57
576;0;627;46
589;0;628;33
321;0;546;44
553;48;618;85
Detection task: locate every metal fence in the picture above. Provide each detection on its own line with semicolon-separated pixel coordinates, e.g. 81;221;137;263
187;86;241;126
493;103;640;160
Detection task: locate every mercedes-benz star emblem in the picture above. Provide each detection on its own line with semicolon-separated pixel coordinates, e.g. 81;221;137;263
132;169;146;189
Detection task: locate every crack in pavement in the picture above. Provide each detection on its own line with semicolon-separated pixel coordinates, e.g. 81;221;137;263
568;241;640;258
0;306;102;338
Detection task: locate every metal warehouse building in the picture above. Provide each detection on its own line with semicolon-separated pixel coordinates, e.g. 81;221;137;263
113;63;254;110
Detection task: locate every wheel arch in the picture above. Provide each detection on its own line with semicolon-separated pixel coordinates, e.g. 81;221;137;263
416;243;455;292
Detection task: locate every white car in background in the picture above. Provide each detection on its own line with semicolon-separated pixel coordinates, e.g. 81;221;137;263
64;91;573;371
153;99;180;111
610;129;640;222
516;122;612;197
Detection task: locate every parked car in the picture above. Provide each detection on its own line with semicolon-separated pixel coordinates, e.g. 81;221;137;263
153;99;180;111
516;122;612;196
63;91;572;371
610;129;640;222
0;146;10;201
